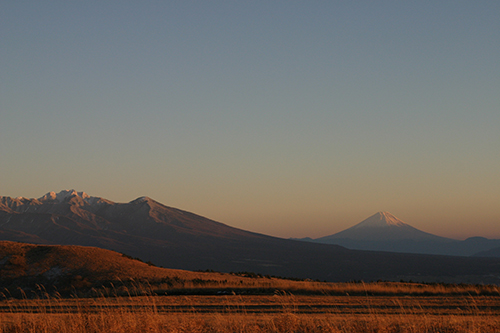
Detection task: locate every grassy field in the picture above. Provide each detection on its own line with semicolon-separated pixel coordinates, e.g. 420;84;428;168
1;282;500;332
3;242;500;331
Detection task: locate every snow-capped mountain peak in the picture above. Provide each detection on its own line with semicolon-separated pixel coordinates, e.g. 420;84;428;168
353;211;407;229
134;196;152;202
39;190;91;203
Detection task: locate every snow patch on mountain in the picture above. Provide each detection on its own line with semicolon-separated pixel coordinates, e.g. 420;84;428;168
353;212;407;229
39;190;96;204
130;196;153;204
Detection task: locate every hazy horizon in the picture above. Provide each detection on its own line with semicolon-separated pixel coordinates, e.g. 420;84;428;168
1;189;496;241
2;2;499;240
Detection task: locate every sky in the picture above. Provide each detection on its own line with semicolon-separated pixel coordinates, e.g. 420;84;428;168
1;1;499;240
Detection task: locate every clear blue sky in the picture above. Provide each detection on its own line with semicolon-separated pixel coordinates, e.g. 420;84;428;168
1;1;499;239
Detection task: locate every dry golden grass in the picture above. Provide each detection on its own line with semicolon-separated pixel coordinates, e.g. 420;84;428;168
1;293;500;333
105;277;500;299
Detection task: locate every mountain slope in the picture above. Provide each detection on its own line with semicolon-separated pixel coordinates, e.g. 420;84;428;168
2;191;500;284
473;245;500;257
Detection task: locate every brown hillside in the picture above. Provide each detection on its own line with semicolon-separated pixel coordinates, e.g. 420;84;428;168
0;241;244;293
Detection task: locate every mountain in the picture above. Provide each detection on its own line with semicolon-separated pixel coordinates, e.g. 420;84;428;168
0;190;276;270
304;212;500;256
2;190;500;284
314;211;455;248
318;212;453;242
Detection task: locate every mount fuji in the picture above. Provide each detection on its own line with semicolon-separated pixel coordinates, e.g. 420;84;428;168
302;212;500;256
319;212;453;242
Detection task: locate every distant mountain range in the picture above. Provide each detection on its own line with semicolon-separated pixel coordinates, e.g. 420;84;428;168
296;212;500;257
2;190;500;284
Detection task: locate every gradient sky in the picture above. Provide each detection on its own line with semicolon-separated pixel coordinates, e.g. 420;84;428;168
1;1;499;240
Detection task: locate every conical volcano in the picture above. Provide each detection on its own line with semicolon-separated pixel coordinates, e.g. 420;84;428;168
318;212;452;242
304;212;500;256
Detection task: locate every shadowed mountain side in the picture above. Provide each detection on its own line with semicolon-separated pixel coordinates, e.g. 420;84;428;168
308;238;500;257
2;192;500;284
138;235;500;284
473;246;500;258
